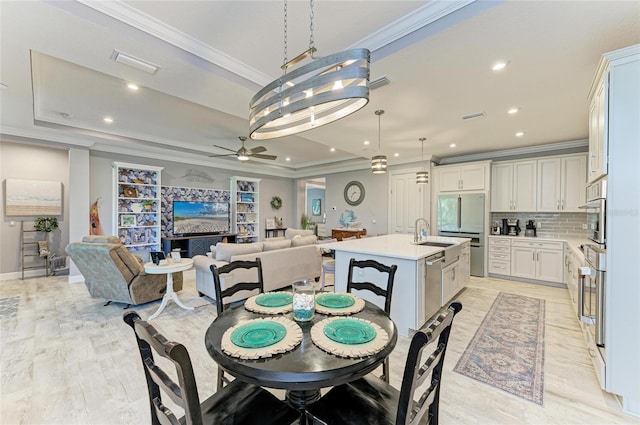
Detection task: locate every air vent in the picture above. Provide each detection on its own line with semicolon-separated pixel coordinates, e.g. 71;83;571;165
462;112;486;121
370;76;390;90
110;50;160;74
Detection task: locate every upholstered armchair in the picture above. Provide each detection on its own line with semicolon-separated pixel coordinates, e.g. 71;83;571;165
65;236;183;306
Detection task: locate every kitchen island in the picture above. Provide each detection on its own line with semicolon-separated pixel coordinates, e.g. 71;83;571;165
320;234;470;336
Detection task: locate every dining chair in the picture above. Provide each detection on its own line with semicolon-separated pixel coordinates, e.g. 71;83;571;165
306;301;463;425
347;258;397;383
210;258;264;390
123;311;299;425
317;238;338;291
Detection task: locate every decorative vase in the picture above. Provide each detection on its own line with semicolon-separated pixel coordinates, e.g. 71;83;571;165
292;280;315;322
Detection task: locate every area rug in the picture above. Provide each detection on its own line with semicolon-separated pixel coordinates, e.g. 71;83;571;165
454;292;545;405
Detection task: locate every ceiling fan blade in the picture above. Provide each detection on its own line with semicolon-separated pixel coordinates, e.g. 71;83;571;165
250;146;267;154
252;153;277;160
213;144;237;153
208;153;237;158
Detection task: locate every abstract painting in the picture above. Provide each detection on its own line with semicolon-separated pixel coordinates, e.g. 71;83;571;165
4;178;62;216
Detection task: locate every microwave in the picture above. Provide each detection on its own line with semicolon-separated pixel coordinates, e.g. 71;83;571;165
582;179;607;247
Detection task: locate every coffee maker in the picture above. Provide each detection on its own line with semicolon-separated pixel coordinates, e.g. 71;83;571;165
525;220;537;237
502;218;521;236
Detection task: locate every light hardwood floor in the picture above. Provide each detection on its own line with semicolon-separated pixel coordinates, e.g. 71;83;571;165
1;270;637;425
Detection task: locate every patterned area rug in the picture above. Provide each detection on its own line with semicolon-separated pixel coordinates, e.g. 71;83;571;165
454;292;545;405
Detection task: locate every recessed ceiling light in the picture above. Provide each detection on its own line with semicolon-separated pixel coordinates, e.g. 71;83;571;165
515;131;525;137
394;153;399;157
363;140;370;145
330;147;336;152
285;157;291;161
103;117;113;123
492;61;508;71
508;107;519;114
450;143;456;148
127;83;139;91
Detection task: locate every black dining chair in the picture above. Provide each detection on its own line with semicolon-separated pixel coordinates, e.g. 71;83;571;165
347;258;397;382
210;258;264;390
123;311;299;425
306;301;463;425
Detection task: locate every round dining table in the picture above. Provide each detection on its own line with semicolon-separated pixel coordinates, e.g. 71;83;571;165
204;299;397;410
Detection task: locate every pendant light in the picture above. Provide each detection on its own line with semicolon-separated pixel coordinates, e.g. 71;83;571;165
249;0;370;140
371;110;387;174
416;137;429;184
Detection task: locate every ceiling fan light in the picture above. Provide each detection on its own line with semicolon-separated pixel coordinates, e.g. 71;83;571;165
237;154;250;161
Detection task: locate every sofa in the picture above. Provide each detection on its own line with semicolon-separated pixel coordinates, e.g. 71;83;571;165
193;229;321;304
65;235;183;305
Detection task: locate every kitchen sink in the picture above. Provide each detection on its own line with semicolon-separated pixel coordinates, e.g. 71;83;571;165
415;241;455;248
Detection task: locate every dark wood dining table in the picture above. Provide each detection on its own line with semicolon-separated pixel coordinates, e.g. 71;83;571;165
204;300;397;410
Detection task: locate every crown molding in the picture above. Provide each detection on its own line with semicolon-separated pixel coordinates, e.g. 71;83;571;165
349;0;476;52
437;139;589;165
76;0;273;86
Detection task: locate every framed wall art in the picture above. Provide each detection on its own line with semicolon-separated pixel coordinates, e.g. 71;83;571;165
120;215;136;227
4;178;62;216
312;198;321;216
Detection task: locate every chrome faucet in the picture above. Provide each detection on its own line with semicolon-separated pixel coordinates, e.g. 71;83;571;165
414;218;430;242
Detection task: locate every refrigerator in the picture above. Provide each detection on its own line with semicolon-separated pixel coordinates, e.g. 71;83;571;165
437;193;485;276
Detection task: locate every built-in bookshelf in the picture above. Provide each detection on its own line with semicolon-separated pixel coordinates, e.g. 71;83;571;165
113;162;163;253
231;177;260;243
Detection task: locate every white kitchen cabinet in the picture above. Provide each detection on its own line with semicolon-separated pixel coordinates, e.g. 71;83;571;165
488;236;511;275
437;162;487;192
490;160;537;212
511;239;564;283
459;242;470;289
537;154;587;212
441;261;459;304
588;77;608;183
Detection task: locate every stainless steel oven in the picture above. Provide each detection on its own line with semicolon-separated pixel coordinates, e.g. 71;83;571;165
581;178;607;247
581;244;606;347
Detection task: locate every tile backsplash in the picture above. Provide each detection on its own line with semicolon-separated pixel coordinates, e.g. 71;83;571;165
490;212;588;239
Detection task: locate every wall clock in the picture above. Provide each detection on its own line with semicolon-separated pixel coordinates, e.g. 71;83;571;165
344;181;365;206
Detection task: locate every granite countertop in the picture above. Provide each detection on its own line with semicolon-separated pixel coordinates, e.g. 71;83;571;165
320;234;471;261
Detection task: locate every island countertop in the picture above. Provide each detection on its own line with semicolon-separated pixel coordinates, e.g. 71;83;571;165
320;234;471;261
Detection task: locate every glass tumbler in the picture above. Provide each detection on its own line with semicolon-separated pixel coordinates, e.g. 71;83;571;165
292;280;315;322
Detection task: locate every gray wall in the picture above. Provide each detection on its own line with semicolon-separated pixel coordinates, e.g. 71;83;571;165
1;141;70;275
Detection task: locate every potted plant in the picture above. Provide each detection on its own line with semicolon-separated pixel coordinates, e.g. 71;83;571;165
34;217;59;233
300;214;313;230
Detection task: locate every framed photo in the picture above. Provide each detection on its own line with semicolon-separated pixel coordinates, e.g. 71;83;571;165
312;198;321;216
265;218;276;229
120;214;136;227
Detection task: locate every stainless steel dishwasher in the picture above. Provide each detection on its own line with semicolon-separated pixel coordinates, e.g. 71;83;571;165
423;245;461;322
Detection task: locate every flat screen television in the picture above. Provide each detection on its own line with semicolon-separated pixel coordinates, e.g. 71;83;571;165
172;201;230;235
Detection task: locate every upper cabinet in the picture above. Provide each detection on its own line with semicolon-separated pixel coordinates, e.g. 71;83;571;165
490;160;537;212
231;176;260;244
436;162;489;192
588;75;609;182
113;162;163;253
537;155;587;212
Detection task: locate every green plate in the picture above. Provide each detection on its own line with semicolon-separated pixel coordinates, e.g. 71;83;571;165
323;318;376;345
316;293;356;309
255;293;293;307
230;321;287;348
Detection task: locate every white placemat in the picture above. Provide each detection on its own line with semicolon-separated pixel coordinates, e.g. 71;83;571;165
222;317;302;359
310;316;389;359
244;292;293;315
315;292;365;316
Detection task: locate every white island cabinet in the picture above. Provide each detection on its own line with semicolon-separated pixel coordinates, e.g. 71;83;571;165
321;234;470;337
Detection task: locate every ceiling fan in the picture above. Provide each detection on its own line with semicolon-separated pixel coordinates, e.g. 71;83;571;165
209;136;277;161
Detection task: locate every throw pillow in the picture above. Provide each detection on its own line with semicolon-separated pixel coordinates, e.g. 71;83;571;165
262;239;292;251
285;228;315;239
291;235;318;247
215;242;263;262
